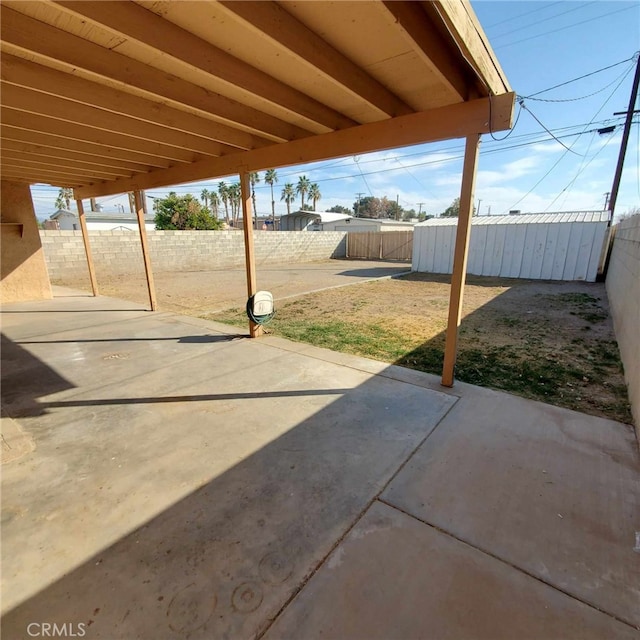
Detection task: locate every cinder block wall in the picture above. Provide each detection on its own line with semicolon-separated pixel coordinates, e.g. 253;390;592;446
40;230;347;279
606;214;640;428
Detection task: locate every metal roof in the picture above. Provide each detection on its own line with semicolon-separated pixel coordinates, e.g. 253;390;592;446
416;211;611;226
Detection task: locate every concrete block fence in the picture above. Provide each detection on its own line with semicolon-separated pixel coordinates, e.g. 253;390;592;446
39;230;347;280
606;214;640;428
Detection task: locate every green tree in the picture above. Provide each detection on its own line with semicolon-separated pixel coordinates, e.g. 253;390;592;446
228;182;241;226
249;172;260;227
327;205;351;214
440;198;475;218
308;183;322;211
441;197;460;217
200;188;210;211
210;191;220;218
296;175;311;210
55;187;73;210
218;182;230;224
154;192;222;230
281;182;295;215
264;169;278;222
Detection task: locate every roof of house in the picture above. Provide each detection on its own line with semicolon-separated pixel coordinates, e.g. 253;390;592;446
50;209;76;219
416;211;611;226
280;211;351;224
0;1;513;197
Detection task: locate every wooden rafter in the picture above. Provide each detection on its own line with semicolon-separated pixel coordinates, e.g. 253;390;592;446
53;0;356;132
219;1;413;118
1;82;233;157
1;54;270;151
1;152;133;178
1;127;176;169
1;6;311;142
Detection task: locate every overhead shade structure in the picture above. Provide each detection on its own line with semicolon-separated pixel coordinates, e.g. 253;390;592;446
0;0;514;383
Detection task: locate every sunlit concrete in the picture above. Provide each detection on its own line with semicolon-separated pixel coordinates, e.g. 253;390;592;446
1;287;638;639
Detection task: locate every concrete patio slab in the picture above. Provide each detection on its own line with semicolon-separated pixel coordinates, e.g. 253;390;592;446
1;290;455;638
264;501;638;640
382;386;640;628
2;287;639;640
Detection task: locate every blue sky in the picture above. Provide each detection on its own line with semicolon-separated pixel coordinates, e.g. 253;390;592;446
31;1;640;221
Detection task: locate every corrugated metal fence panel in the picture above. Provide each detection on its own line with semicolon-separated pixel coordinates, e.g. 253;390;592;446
413;218;609;281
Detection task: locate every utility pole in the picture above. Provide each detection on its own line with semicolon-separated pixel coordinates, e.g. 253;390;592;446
603;192;611;211
355;192;365;217
608;52;640;219
477;198;482;216
396;194;400;220
417;202;425;215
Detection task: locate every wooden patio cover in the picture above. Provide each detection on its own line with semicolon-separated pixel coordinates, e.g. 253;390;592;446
0;0;514;385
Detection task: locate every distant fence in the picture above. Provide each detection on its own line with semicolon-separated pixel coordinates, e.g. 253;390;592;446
606;214;640;429
346;231;413;260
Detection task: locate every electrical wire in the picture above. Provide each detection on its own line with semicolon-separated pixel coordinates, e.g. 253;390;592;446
490;2;597;40
506;63;635;212
524;54;637;98
519;101;583;156
494;5;639;50
485;1;563;29
352;155;374;198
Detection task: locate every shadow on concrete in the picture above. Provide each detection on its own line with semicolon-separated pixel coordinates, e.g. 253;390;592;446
336;266;411;278
1;329;453;639
16;335;245;345
1;333;74;416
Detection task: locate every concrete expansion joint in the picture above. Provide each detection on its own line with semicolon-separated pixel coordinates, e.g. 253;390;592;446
375;497;640;633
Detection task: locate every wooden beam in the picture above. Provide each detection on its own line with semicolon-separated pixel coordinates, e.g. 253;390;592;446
1;139;157;173
2;151;132;178
133;190;157;312
75;198;98;296
1;6;312;142
1;82;232;157
0;169;81;187
1;126;176;169
1;54;270;151
441;134;480;387
1;109;203;163
240;171;262;338
382;1;469;101
220;1;412;118
75;92;515;199
1;161;110;182
53;1;355;132
428;1;511;96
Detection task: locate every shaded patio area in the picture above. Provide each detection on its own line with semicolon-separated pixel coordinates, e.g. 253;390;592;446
2;288;639;639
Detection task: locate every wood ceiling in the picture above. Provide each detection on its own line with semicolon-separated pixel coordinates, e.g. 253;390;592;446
0;0;514;199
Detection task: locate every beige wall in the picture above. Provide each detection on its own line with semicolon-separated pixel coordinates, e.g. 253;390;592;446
40;230;347;280
1;181;52;303
606;214;640;429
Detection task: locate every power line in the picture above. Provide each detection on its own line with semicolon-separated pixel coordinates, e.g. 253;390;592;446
523;54;637;98
495;5;639;50
519;101;583;156
491;1;597;40
485;1;563;29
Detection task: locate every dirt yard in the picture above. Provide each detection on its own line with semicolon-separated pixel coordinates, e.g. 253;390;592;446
56;260;632;424
209;271;632;425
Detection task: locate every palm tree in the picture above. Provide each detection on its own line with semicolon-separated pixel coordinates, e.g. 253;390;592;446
55;187;73;210
200;188;210;211
309;183;322;211
296;175;311;210
218;182;230;224
210;191;220;219
281;183;295;215
249;172;260;228
228;182;241;226
264;169;278;222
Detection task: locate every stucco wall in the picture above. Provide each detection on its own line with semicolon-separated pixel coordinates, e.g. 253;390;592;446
1;181;52;303
606;214;640;428
40;230;347;280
